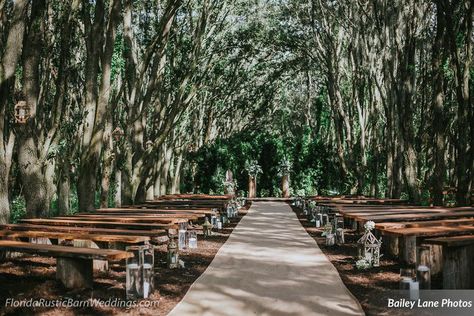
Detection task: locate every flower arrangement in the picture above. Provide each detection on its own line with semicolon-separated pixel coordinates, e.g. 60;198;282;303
321;223;333;236
355;258;371;270
364;220;375;231
277;158;292;176
245;160;263;178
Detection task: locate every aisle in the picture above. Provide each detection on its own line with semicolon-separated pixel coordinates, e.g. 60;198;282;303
168;201;364;316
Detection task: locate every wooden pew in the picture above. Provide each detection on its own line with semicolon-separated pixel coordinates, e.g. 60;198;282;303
54;215;199;223
423;235;474;289
0;230;149;245
19;218;179;230
0;224;168;241
379;224;474;266
0;240;131;289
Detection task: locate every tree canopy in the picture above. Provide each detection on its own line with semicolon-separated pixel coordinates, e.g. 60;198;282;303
0;0;473;222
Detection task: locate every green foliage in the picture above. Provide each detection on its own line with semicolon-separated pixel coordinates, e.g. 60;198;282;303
10;196;26;223
184;127;342;197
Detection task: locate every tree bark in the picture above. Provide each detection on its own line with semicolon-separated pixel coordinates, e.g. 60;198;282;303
431;1;447;206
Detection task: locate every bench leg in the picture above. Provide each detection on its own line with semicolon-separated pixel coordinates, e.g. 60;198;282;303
74;240;108;272
443;245;474;289
401;236;417;265
56;257;93;289
383;235;399;257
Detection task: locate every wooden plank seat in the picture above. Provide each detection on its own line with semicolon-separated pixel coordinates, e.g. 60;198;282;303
380;224;474;238
98;207;213;214
0;240;132;289
423;235;474;289
0;229;150;244
54;215;196;223
353;210;474;223
375;218;474;230
0;224;167;240
75;213;203;220
157;194;232;200
19;218;178;230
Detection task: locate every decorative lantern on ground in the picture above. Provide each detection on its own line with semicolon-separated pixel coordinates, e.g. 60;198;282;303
203;217;213;237
14;101;30;124
142;244;154;298
126;245;144;299
357;221;382;267
322;223;335;246
112;127;124;141
188;231;197;249
178;227;187;250
336;228;345;245
167;237;179;269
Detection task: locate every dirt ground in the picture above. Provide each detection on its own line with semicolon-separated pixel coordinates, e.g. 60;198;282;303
0;207;248;316
291;205;443;316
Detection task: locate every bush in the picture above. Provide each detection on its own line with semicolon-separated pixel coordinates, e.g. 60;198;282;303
10;196;26;223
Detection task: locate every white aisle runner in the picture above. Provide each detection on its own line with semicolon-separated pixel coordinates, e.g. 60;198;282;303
168;201;365;316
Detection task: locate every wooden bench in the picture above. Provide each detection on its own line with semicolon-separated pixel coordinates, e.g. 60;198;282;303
353;210;474;223
423;235;474;289
19;218;177;230
54;215;197;223
0;224;168;241
0;230;149;245
379;224;474;267
0;240;132;289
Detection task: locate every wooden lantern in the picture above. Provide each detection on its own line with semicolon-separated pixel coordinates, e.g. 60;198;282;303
357;221;382;267
14;101;30;124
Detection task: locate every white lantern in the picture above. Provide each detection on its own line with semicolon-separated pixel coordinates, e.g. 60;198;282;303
357;221;382;267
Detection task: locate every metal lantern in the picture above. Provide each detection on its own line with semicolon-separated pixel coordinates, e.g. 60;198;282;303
126;245;144;299
187;230;197;249
202;217;213;237
178;228;187;250
167;237;179;269
357;221;382;267
142;244;154;298
112;127;124;141
14;101;30;124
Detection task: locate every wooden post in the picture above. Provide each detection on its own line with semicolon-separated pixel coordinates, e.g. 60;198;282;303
401;236;417;265
282;174;290;198
73;240;108;271
383;235;400;257
56;257;93;289
442;245;474;289
248;176;256;198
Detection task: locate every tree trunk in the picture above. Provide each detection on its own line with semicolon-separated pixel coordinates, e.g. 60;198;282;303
78;0;121;211
0;0;27;223
248;176;256;198
282;174;290;198
114;168;122;207
431;1;447;206
171;153;183;194
57;159;70;215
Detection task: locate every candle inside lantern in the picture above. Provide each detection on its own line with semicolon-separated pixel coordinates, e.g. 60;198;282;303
178;229;187;250
409;280;419;300
188;231;197;249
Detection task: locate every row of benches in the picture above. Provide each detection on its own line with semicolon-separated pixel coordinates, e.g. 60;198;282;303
303;196;474;289
0;195;237;289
